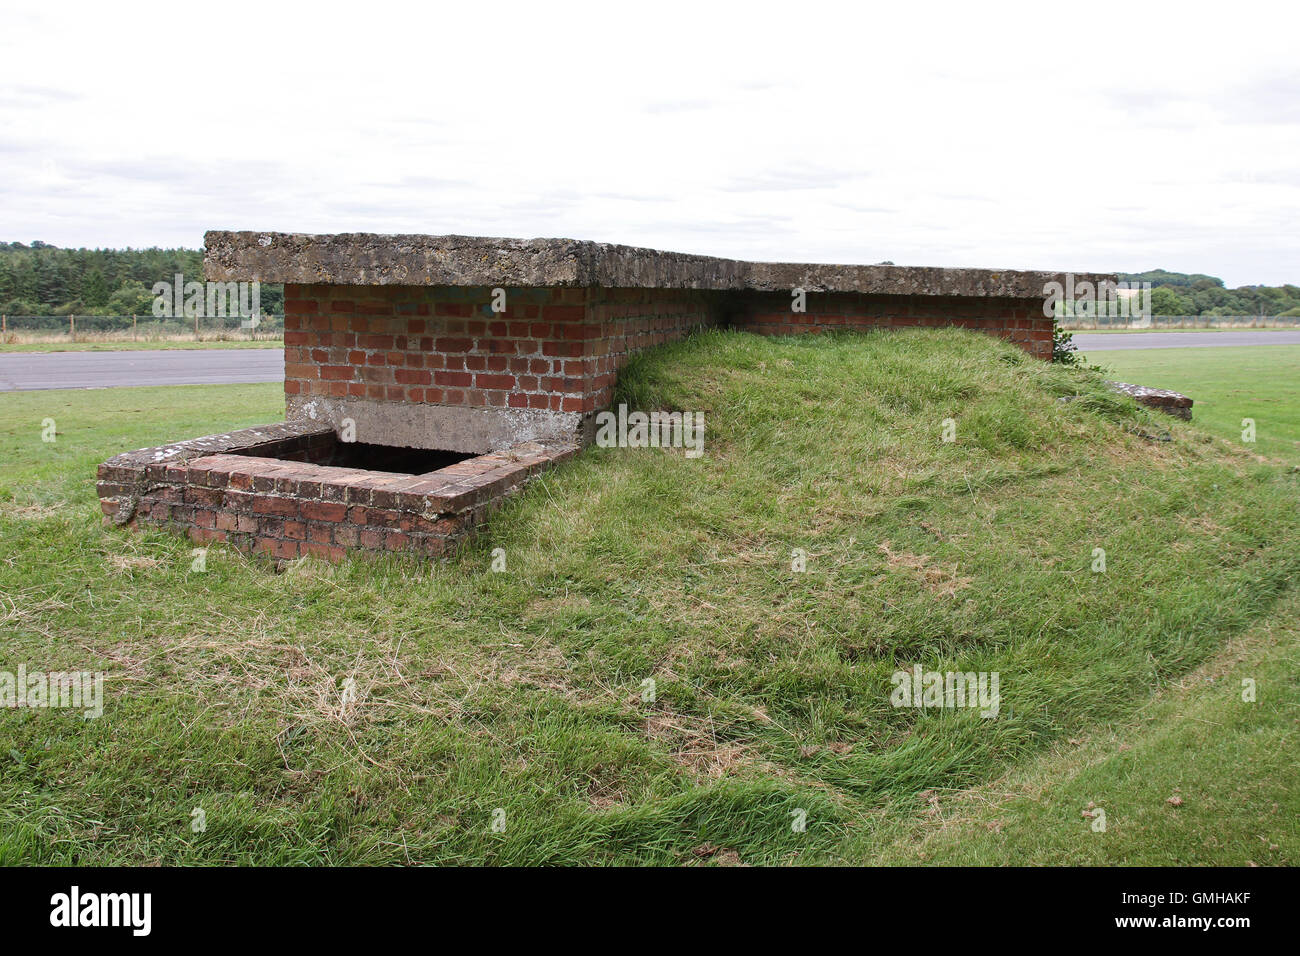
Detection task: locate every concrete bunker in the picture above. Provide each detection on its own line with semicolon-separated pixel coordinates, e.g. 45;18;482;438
97;232;1113;560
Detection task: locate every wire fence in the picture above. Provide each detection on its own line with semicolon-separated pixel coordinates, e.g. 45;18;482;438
0;314;285;344
1058;313;1300;330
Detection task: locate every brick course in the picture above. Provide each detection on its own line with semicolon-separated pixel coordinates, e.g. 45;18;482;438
283;284;716;433
735;291;1054;360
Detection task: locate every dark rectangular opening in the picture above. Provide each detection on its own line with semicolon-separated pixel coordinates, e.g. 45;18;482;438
321;441;472;474
234;434;473;475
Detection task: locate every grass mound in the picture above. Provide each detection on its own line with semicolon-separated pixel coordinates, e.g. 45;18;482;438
1;328;1296;864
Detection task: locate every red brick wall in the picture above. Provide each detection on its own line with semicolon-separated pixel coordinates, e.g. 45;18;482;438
283;284;721;449
584;287;719;412
283;284;598;412
734;292;1054;360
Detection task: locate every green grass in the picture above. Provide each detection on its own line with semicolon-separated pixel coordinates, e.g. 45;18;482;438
860;588;1300;865
1;328;1297;865
0;339;283;353
1087;345;1300;464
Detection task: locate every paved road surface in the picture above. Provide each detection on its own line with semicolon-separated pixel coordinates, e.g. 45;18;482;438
2;331;1299;391
1072;330;1300;351
0;349;283;391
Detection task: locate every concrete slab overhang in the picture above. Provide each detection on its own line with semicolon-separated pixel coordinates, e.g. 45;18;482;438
204;231;1116;298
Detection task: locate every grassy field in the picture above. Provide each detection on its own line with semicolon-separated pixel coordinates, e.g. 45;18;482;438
1086;345;1300;464
1;328;1296;865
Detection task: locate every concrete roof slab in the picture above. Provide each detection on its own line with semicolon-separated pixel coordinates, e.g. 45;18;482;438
204;231;1114;299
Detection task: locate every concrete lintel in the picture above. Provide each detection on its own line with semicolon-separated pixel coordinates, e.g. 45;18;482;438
287;394;586;454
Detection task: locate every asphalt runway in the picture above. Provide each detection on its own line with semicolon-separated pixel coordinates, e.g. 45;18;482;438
0;349;284;391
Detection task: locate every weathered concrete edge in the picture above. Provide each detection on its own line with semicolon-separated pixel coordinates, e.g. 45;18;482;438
205;230;1116;299
1106;381;1193;420
98;420;332;475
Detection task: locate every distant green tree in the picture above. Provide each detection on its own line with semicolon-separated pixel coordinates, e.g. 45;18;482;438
1150;287;1189;315
82;268;109;307
33;257;70;306
1;297;39;315
1118;269;1224;288
106;281;156;315
51;299;85;316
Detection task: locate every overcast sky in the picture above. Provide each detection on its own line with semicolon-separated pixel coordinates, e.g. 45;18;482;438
2;0;1297;286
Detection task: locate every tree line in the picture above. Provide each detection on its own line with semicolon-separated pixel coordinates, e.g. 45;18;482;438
1118;269;1300;317
0;241;284;316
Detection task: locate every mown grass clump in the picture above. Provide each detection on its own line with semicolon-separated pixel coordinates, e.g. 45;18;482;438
1;328;1296;864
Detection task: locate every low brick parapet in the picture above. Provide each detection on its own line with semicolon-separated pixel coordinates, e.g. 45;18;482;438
97;422;575;561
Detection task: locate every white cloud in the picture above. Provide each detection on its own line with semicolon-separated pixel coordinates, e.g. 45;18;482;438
2;0;1297;286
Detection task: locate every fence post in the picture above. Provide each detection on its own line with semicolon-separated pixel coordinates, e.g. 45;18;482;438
70;314;76;341
132;315;137;341
194;312;199;341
